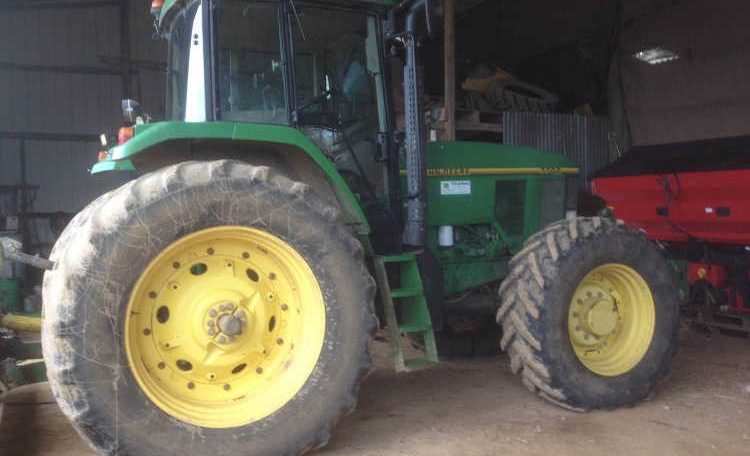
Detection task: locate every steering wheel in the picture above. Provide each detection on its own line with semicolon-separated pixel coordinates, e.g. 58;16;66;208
296;88;334;113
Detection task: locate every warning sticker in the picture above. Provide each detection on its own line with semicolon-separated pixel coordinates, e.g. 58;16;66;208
440;180;472;195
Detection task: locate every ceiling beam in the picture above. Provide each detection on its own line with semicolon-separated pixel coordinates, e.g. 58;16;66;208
0;0;120;12
0;60;124;75
0;131;100;142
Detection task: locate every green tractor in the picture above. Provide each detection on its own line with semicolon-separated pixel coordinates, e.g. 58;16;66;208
38;0;680;454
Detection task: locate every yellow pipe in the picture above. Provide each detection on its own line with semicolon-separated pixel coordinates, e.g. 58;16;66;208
0;314;42;333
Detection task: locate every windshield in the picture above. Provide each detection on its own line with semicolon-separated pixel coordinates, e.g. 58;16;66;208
215;1;287;124
166;3;200;120
291;7;382;129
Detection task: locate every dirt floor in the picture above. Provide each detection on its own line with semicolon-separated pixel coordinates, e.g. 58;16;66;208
1;327;749;456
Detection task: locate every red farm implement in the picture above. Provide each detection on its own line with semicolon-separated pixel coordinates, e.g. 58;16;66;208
592;135;750;333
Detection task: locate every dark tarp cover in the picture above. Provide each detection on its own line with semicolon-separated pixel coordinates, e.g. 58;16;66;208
593;135;750;178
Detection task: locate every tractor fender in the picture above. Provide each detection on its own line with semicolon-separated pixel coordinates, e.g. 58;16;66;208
92;121;370;235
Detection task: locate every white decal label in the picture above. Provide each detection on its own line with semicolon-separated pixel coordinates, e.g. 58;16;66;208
440;180;472;195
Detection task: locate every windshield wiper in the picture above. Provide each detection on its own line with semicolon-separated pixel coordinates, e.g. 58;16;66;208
289;0;307;43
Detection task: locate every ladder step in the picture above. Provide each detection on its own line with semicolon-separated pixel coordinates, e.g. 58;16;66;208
404;358;439;371
379;253;417;264
399;324;432;334
390;287;423;298
372;252;439;373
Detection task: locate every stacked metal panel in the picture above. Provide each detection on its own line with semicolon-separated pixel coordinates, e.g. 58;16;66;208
503;111;615;187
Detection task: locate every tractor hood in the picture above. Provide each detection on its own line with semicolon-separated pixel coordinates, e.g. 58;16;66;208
425;141;579;175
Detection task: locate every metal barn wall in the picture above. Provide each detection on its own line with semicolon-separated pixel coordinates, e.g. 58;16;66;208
617;0;750;146
0;0;166;215
503;111;613;185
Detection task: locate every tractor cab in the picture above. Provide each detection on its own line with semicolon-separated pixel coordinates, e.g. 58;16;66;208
165;0;397;227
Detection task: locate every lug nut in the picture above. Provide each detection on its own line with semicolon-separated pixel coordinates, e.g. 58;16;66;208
209;309;217;317
219;336;227;344
208;329;216;336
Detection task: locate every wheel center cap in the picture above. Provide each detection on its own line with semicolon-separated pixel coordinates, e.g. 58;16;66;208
586;300;618;336
217;314;243;337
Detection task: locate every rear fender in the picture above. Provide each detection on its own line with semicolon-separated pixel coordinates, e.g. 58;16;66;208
93;121;370;235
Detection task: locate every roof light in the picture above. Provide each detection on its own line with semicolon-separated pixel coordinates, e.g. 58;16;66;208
633;47;680;65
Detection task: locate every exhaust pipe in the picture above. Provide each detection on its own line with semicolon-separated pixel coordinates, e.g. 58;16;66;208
400;0;431;247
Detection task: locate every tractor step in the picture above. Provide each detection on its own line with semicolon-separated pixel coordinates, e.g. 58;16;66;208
373;253;438;373
390;287;423;299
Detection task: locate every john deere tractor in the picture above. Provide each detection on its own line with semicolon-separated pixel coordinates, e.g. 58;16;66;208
36;0;680;455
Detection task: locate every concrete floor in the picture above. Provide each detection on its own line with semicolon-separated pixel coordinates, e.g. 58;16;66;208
1;328;749;456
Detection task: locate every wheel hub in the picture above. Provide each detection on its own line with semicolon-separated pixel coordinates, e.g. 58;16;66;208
585;299;618;337
206;301;247;344
570;284;620;346
124;226;326;428
216;312;243;337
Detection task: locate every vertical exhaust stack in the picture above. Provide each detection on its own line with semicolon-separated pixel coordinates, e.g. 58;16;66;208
400;0;434;247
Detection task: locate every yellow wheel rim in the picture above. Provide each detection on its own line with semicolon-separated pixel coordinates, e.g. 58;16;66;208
125;226;326;428
568;263;655;377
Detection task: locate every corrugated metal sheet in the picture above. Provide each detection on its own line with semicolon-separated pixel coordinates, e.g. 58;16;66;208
503;111;615;187
0;1;166;216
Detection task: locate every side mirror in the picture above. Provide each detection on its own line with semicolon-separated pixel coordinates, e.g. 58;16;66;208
122;99;150;124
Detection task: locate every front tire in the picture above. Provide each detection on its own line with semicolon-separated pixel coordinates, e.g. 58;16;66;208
42;160;376;455
497;217;680;410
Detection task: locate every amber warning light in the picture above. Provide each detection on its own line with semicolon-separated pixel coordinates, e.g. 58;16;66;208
118;126;134;145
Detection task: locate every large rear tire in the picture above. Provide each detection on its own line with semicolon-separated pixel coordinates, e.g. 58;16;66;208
497;217;680;410
42;160;376;455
